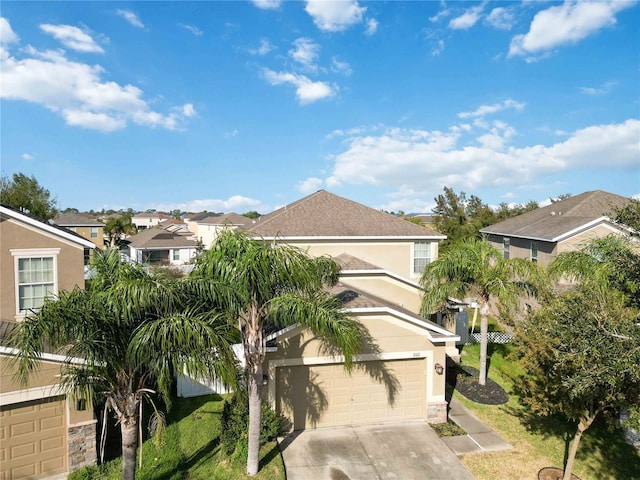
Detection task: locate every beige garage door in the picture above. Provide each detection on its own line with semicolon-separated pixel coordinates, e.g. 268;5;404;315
277;359;426;430
0;397;67;480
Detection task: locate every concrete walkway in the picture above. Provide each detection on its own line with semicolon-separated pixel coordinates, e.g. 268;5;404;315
441;397;512;456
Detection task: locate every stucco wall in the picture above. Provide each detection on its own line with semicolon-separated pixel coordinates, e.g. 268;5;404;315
339;275;422;313
0;217;87;322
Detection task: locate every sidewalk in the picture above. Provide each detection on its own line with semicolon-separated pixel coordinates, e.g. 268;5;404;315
441;397;512;456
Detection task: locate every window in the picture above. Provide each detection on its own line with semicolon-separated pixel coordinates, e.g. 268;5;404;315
503;238;510;259
530;241;538;263
413;241;432;275
173;249;180;261
11;249;59;315
90;227;98;238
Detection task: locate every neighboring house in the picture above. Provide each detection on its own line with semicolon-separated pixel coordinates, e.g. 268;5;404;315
54;212;105;249
180;190;459;427
127;225;198;265
185;212;254;248
480;190;632;266
131;212;169;230
0;204;97;479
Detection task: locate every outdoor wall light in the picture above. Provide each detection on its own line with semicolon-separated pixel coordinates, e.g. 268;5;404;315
434;363;444;375
262;375;269;386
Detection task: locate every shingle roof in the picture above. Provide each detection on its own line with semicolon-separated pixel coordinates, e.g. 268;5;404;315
334;253;383;271
55;212;104;227
480;190;631;241
127;226;198;248
199;212;253;227
247;190;444;238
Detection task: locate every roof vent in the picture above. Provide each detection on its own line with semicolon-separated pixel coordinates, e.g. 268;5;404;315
551;211;556;216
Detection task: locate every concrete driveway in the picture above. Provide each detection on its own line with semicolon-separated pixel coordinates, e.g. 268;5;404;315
278;421;476;480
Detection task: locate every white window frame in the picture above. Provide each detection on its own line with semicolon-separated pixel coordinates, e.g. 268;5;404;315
173;249;180;261
11;248;60;319
412;241;432;276
530;241;538;263
90;226;98;238
503;238;510;260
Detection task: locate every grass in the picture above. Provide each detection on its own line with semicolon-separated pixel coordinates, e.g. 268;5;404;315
453;343;640;480
70;394;285;480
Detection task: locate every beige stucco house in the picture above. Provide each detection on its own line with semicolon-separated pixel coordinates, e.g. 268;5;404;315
480;190;632;266
245;190;458;427
185;212;254;248
0;204;97;479
54;212;105;250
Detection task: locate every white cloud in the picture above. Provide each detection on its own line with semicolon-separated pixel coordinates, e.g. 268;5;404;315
289;38;320;70
449;3;485;30
225;129;239;138
509;0;635;58
252;0;282;10
305;0;366;32
152;195;268;214
485;7;515;30
179;24;203;36
331;57;352;76
297;177;324;194
322;118;639;211
431;39;445;56
116;9;144;29
365;18;378;36
21;153;34;160
458;99;525;119
0;45;194;132
579;80;618;95
40;24;104;53
262;68;336;105
249;38;275;56
0;17;19;44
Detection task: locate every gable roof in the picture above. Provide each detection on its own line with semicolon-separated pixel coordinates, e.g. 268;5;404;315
334;253;383;271
1;204;96;248
54;212;104;227
198;212;253;228
480;190;631;242
127;226;198;249
247;190;445;239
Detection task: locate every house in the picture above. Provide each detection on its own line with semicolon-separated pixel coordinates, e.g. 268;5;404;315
0;204;97;479
480;190;632;266
246;190;457;426
185;212;254;248
127;225;199;265
131;212;169;230
54;212;105;249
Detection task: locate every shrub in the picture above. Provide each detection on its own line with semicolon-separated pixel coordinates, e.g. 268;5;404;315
220;391;283;457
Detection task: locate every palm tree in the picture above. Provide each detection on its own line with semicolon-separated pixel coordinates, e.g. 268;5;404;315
11;249;238;480
190;230;363;476
104;214;137;248
420;237;541;386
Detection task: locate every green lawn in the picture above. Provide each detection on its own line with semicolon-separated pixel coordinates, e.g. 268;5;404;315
454;343;640;480
70;395;285;480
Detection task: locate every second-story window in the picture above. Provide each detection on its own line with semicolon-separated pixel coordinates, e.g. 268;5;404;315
90;226;98;238
11;249;59;315
413;241;432;275
503;238;510;259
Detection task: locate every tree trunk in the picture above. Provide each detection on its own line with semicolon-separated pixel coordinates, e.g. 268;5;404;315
478;304;489;386
246;363;263;476
121;416;138;480
563;412;597;480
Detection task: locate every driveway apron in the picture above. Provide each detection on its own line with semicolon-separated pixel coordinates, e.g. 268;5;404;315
279;421;476;480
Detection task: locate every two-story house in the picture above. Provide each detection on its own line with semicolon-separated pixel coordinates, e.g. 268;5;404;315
54;212;105;249
185;212;254;248
243;190;458;428
0;205;97;479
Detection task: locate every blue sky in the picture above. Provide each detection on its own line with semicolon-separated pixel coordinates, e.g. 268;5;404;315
1;1;639;214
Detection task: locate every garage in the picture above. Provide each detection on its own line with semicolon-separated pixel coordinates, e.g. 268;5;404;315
276;358;426;430
0;397;67;480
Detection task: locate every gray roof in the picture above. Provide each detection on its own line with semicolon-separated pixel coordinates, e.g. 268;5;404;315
198;212;253;228
127;226;198;248
54;212;104;227
480;190;631;241
334;253;383;271
247;190;444;238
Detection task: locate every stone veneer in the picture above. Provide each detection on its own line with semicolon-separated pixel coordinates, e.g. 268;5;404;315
427;401;448;424
68;421;97;472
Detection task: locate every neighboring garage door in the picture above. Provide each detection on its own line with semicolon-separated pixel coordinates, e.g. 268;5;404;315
277;359;426;430
0;397;67;480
